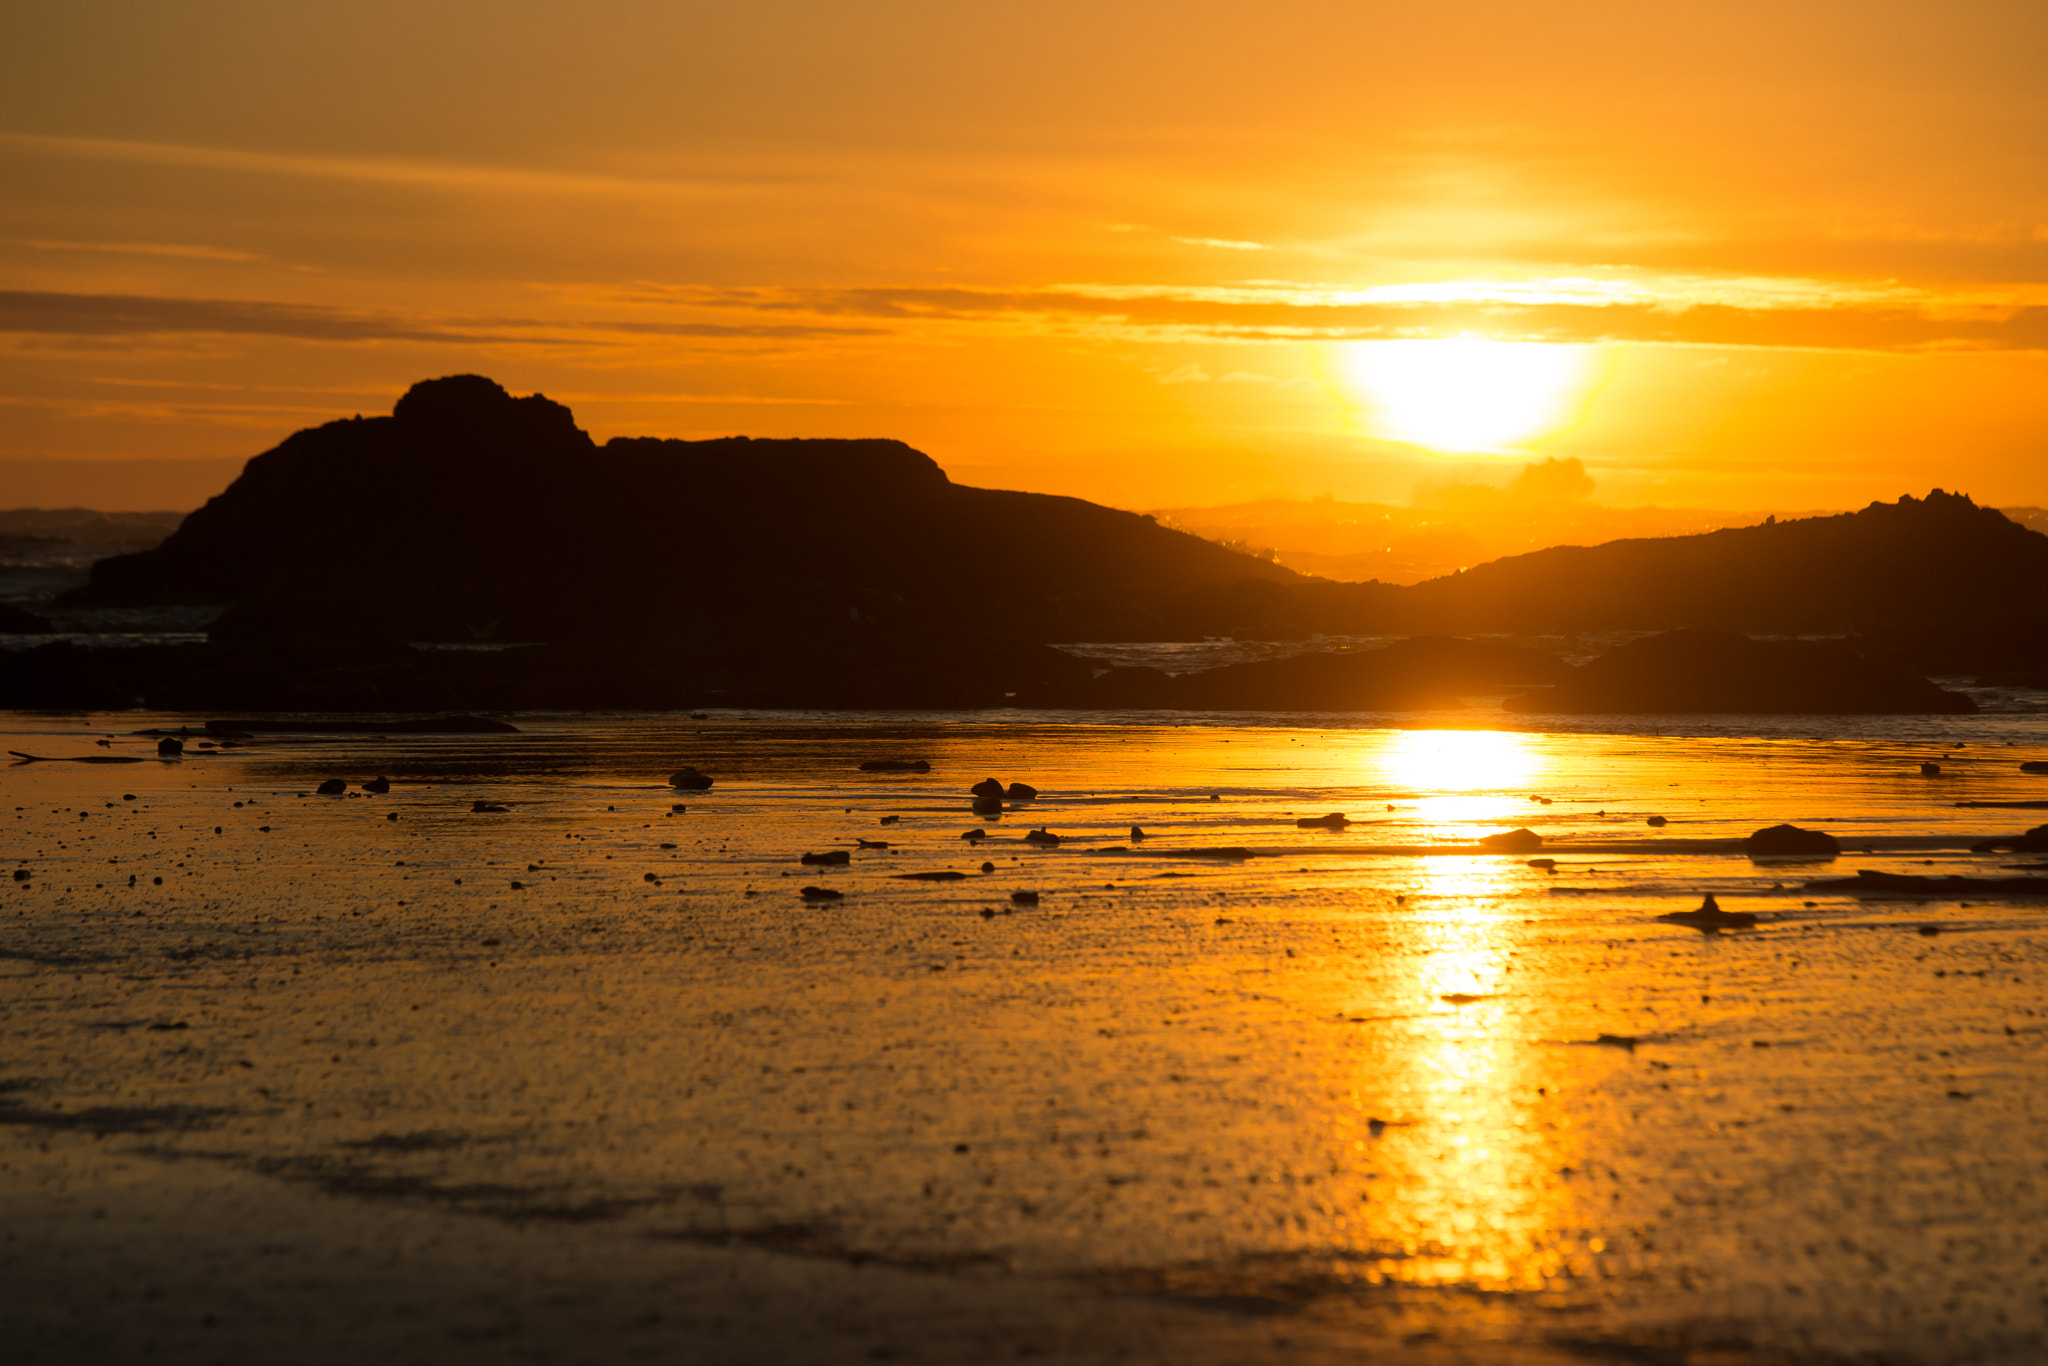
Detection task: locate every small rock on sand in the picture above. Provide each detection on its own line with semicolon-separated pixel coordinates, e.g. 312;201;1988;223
1656;893;1758;932
1745;823;1840;857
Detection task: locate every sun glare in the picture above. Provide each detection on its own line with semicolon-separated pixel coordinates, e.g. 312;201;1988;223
1331;339;1606;454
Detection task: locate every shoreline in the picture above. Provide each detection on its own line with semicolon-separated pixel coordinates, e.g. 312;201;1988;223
5;710;2047;1364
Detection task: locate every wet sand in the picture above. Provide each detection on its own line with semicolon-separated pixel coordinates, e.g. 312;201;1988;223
5;710;2048;1364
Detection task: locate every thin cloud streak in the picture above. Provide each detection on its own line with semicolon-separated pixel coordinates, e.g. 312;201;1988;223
656;283;2048;353
0;292;879;344
0;132;806;202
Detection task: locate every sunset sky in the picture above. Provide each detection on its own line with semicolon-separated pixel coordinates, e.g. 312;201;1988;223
6;0;2048;511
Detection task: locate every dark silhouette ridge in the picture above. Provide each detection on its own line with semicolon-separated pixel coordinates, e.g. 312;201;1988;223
5;375;2026;711
62;375;1301;648
1018;635;1571;711
1396;490;2048;635
1502;629;1975;715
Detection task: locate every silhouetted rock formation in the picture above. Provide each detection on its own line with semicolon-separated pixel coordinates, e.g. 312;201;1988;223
1655;894;1759;931
1504;630;1975;715
1745;824;1841;858
1023;635;1570;711
0;604;53;632
1400;490;2048;635
1174;635;1569;711
61;375;1299;650
17;377;2044;711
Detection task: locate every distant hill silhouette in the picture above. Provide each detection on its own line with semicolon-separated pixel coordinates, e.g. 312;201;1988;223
63;375;1300;646
1394;491;2048;634
18;375;2043;710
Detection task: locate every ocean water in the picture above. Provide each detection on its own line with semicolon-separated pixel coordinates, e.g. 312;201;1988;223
5;707;2048;1362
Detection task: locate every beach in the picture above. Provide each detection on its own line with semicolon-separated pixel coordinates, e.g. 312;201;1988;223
5;708;2048;1364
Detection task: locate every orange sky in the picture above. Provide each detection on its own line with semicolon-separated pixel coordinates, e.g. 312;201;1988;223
6;0;2048;511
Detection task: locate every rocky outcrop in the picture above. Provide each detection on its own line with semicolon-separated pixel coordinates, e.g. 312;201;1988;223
0;604;52;632
1022;635;1570;711
1504;630;1974;715
61;376;1301;650
1402;490;2048;636
1745;824;1841;857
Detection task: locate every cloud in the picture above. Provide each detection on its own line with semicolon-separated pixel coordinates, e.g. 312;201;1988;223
1170;237;1273;251
5;238;264;262
0;292;878;344
652;281;2048;353
0;132;793;201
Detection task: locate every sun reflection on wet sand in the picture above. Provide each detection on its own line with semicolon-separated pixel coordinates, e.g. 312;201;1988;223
8;714;2048;1360
1349;848;1588;1294
1371;729;1549;843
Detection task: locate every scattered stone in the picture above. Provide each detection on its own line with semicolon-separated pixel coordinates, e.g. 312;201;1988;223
1921;762;1942;776
509;881;524;890
669;767;714;790
1023;829;1061;846
1656;894;1759;932
11;869;28;881
856;839;890;850
316;778;346;795
157;737;183;757
970;778;1005;800
1745;823;1840;857
1971;822;2048;852
981;862;994;873
1129;825;1146;842
800;886;843;901
1527;858;1557;871
800;850;851;866
471;801;509;813
1646;815;1668;827
879;815;900;825
1005;783;1038;802
671;804;687;813
1593;1034;1638;1052
1919;925;1942;936
959;828;986;841
1479;828;1543;852
895;871;968;881
859;759;931;772
1297;813;1351;829
2022;761;2048;774
1011;890;1039;905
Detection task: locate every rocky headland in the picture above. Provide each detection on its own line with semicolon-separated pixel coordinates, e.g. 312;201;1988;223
1;375;2031;712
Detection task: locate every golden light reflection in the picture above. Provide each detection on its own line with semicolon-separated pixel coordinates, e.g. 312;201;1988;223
1327;338;1611;454
1341;736;1587;1291
1376;729;1548;844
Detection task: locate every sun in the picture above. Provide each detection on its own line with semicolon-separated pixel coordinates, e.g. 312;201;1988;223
1328;338;1607;454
